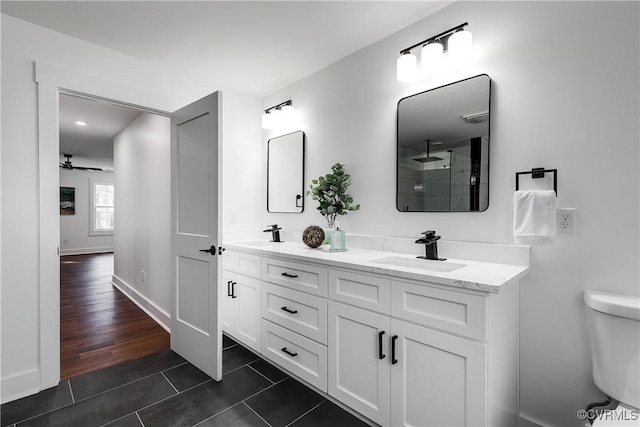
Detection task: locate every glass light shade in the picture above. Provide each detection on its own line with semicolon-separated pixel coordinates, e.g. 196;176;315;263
421;42;444;75
397;52;418;82
281;104;295;118
447;29;472;59
261;112;274;129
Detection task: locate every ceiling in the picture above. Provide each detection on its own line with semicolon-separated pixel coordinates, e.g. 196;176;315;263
58;94;143;168
2;1;451;98
3;1;451;164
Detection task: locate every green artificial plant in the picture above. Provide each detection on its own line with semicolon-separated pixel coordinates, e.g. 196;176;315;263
307;163;360;228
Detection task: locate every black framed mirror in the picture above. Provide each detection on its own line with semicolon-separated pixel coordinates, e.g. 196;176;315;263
397;74;491;212
267;130;305;213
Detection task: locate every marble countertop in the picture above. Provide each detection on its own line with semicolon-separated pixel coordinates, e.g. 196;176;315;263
223;240;529;294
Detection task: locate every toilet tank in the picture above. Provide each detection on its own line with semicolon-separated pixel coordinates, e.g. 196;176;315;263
584;290;640;409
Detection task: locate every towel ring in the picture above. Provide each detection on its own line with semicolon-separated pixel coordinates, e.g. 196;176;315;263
515;168;557;195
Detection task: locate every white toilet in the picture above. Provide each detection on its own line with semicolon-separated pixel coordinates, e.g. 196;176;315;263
584;290;640;426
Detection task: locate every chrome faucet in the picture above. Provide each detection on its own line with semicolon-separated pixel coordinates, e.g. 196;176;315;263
415;230;446;261
263;224;283;242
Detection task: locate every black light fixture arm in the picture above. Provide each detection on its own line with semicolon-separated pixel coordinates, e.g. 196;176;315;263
399;22;468;55
264;100;292;114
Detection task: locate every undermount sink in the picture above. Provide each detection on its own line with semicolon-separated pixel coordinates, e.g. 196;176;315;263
240;240;278;247
370;256;465;273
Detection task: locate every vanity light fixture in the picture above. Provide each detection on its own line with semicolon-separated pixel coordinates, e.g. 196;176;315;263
397;22;472;82
262;100;295;130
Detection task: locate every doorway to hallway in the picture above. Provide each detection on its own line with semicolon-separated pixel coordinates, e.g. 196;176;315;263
60;253;169;379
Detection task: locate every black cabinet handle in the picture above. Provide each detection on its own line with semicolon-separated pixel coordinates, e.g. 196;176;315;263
391;335;398;365
281;272;298;278
378;331;386;360
281;306;298;314
281;347;298;357
231;282;237;299
199;245;216;256
227;280;233;297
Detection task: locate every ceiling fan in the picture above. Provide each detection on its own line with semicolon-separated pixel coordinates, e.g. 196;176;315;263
59;154;103;171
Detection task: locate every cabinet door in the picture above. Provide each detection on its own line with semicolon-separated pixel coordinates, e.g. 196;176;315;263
234;275;262;353
220;271;235;334
390;319;486;427
328;302;391;426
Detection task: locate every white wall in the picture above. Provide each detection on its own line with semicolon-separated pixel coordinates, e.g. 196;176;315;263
113;113;171;326
262;2;639;427
1;14;261;402
59;169;114;255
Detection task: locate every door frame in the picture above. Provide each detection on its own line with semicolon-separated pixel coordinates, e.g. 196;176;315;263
36;62;173;390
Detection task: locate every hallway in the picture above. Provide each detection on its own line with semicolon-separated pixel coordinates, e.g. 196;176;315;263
60;253;169;379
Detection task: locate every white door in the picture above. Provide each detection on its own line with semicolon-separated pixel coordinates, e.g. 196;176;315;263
328;302;391;426
390;319;486;427
170;92;223;381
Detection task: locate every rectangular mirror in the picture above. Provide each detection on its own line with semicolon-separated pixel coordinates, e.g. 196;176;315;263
397;74;491;212
267;130;305;213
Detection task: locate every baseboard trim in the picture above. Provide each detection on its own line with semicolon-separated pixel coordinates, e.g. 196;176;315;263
60;247;114;256
519;413;547;427
1;368;41;404
111;275;171;332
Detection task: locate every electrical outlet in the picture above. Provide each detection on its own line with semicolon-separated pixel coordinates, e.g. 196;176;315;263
63;239;68;244
228;211;237;225
557;208;576;234
142;271;146;283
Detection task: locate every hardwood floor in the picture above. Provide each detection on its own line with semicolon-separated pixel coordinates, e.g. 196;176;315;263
60;253;169;380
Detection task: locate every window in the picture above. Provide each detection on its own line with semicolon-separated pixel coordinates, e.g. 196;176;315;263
90;181;114;235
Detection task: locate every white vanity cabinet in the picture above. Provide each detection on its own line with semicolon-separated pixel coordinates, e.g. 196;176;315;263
260;257;329;392
222;243;524;427
220;251;262;353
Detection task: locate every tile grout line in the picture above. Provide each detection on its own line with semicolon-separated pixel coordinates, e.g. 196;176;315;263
191;401;247;427
161;371;180;395
243;401;274;427
136;412;146;427
283;400;326;427
72;363;186;404
68;379;76;403
246;363;276;384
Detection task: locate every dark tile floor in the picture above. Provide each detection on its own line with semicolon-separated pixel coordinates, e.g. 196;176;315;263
1;335;369;427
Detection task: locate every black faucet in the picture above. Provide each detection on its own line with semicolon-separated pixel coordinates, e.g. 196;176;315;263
415;230;446;261
263;224;283;242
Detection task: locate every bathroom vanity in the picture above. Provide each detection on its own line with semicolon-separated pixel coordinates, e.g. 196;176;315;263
221;239;528;427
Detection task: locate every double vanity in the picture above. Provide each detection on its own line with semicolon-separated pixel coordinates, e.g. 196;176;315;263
221;238;528;427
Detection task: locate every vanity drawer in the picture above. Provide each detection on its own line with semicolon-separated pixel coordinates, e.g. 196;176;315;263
262;257;327;297
223;251;261;279
391;280;487;341
263;283;328;344
262;320;327;392
329;269;391;315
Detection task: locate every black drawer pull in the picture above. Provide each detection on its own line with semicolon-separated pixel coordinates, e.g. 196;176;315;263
231;282;237;299
281;306;298;314
281;272;299;278
378;331;386;360
227;280;233;297
391;335;398;365
281;347;298;357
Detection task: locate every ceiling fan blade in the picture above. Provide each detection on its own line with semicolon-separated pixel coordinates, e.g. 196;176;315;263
73;166;104;171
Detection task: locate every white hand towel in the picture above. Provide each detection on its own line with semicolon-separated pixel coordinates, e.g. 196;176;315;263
513;190;557;245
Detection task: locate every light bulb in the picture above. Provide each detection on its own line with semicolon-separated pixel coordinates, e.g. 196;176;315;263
261;112;273;129
397;52;418;82
281;104;295;118
447;29;472;59
420;42;444;76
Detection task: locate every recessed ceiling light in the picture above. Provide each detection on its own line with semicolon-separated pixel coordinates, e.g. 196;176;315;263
74;120;88;126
